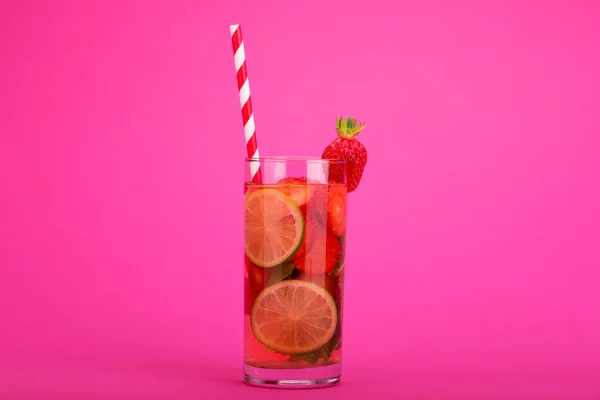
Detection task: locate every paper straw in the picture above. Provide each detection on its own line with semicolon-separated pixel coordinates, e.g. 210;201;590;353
230;24;262;183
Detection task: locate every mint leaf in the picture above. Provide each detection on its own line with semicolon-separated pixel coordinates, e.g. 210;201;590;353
288;347;327;364
287;330;342;365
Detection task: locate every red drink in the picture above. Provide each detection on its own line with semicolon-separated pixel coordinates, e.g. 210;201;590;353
243;164;346;387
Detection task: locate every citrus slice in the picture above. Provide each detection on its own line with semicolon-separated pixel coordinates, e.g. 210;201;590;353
244;189;305;268
251;280;338;354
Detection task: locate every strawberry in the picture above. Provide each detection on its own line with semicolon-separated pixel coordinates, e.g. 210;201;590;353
322;117;367;192
326;183;347;236
277;177;330;227
277;177;316;209
244;278;254;315
304;183;328;225
293;229;341;275
293;209;326;259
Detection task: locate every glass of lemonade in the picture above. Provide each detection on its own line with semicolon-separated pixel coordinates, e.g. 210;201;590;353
243;157;347;388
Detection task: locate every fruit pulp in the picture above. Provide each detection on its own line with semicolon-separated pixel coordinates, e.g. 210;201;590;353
244;181;346;370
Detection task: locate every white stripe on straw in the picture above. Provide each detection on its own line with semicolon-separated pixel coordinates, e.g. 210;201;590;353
244;114;255;144
233;43;245;72
239;79;251;109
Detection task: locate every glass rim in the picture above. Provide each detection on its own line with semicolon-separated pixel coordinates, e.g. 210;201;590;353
245;156;345;164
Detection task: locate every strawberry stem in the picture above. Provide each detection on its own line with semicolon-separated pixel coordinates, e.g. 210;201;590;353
336;116;366;139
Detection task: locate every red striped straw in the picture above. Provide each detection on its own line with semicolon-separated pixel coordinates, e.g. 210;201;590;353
230;24;262;184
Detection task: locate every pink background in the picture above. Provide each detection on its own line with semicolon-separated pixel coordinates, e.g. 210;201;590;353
1;0;599;399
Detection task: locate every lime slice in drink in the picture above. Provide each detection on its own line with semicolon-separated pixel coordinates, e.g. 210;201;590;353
251;280;338;354
244;189;305;268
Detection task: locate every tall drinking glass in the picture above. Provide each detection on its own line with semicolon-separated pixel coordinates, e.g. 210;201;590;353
243;157;347;388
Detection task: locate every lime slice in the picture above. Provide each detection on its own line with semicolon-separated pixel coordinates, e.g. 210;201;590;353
244;189;305;268
251;280;338;355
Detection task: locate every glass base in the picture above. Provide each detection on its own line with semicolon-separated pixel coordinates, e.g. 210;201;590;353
244;363;341;389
